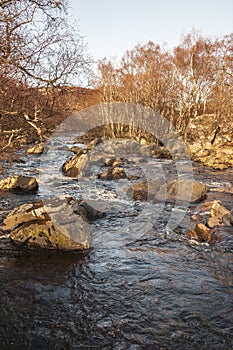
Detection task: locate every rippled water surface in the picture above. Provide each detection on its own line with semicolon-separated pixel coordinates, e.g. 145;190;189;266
0;137;233;349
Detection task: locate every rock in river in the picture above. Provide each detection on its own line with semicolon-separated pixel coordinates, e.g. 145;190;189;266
62;152;88;177
186;223;214;243
186;200;233;243
163;179;208;203
127;178;207;203
98;166;127;180
27;143;45;155
0;175;38;194
126;178;164;201
2;196;103;251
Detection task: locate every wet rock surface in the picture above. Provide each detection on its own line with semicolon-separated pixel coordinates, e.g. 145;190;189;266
127;178;207;204
164;179;208;203
187;200;233;243
1;196;104;251
62;152;88;177
27;143;45;155
187;223;214;243
98;166;127;180
0;175;38;194
126;178;165;201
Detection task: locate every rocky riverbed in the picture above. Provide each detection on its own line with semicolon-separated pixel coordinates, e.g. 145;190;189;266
0;131;233;349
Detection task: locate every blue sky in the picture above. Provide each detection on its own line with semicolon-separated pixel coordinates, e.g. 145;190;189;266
70;0;233;62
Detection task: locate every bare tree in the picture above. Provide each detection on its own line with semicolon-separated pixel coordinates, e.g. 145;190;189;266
96;31;233;135
0;0;91;85
0;0;92;147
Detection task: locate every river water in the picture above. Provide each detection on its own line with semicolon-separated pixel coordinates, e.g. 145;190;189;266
0;136;233;349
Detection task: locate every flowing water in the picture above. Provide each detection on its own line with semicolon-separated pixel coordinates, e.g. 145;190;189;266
0;137;233;350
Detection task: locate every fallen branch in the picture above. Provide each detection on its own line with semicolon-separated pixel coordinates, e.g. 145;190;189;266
2;128;22;149
23;113;43;141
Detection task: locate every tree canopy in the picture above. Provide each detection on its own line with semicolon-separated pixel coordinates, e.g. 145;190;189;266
97;30;233;132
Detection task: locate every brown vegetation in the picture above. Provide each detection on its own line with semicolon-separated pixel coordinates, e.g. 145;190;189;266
0;0;95;155
97;30;233;133
0;2;232;168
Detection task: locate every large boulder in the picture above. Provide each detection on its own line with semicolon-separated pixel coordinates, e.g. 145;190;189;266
0;175;38;194
163;179;208;203
2;197;103;251
3;201;46;230
127;178;207;203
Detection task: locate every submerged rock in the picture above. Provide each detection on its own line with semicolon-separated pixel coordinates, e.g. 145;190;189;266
0;175;38;194
2;196;103;251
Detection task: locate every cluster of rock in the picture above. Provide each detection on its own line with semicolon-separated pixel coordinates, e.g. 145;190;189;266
2;196;104;251
1;123;232;252
23;114;233;172
186;114;233;170
187;200;233;243
61;115;233;177
97;157;127;180
62;138;152;179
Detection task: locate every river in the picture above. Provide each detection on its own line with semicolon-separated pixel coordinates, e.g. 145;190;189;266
0;136;233;349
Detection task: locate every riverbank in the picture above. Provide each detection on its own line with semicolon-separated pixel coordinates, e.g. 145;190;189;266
1;111;232;174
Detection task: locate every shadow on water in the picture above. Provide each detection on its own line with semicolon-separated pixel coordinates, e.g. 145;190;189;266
0;242;92;350
1;232;233;349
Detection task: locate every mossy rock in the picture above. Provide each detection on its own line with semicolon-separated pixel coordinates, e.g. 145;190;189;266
10;220;87;251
